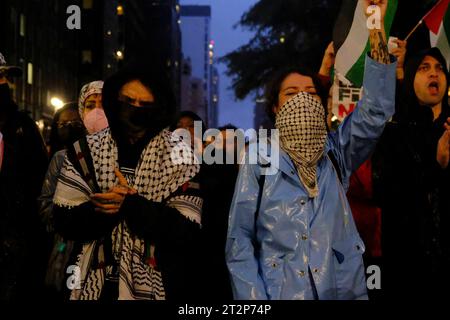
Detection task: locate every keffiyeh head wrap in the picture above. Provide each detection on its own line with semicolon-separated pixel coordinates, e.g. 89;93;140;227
275;92;327;198
78;81;104;120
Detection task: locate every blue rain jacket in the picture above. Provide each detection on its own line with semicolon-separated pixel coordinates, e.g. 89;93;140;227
226;55;397;300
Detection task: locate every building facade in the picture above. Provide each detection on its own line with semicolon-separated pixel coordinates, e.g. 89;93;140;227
0;0;82;126
122;0;182;108
180;5;218;128
1;0;183;140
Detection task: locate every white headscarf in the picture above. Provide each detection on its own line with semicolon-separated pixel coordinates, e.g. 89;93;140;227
78;80;104;120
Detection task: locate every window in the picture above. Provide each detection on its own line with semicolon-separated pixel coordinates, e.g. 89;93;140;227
83;0;93;9
82;50;93;64
19;14;25;37
27;63;33;85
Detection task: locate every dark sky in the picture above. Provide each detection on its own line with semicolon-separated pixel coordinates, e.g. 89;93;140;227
180;0;258;130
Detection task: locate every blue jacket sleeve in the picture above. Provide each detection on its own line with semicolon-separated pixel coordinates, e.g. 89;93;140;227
226;160;268;300
329;54;397;189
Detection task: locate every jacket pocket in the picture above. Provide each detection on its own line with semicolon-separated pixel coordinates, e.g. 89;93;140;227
262;256;284;300
332;236;367;300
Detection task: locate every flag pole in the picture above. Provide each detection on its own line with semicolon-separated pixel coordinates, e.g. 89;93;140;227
404;0;445;41
404;20;423;41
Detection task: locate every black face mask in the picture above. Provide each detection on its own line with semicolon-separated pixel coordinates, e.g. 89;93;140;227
57;122;86;147
117;101;164;141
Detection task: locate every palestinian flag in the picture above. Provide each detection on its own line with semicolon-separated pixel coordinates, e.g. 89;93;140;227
333;0;398;87
425;0;450;69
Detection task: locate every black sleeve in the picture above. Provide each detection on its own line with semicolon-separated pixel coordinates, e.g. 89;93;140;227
53;202;122;241
19;112;49;198
121;194;167;243
121;194;203;301
121;194;200;246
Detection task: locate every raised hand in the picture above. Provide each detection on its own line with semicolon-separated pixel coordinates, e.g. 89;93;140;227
390;39;407;67
437;118;450;169
363;0;388;22
365;0;390;64
319;42;335;77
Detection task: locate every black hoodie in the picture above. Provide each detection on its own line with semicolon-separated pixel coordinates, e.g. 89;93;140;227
374;47;450;297
102;59;176;166
395;47;450;126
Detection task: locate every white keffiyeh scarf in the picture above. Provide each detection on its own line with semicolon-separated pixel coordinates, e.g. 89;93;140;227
53;128;201;300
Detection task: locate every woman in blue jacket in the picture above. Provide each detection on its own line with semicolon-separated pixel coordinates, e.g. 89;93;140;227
226;0;396;300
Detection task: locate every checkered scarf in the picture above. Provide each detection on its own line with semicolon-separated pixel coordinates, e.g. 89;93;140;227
275;92;327;198
53;128;201;300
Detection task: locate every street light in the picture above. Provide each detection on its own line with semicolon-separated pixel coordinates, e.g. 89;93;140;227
117;5;124;15
50;97;64;111
116;50;124;60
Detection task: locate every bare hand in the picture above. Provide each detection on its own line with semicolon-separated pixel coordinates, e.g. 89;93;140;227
114;168;137;196
437;118;450;169
390;39;407;68
90;168;137;214
364;0;388;22
319;42;335;77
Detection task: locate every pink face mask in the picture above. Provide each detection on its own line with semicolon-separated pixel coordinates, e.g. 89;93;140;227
83;108;109;134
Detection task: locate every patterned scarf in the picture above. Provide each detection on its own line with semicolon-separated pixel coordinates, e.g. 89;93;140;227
53;128;201;300
275;92;327;198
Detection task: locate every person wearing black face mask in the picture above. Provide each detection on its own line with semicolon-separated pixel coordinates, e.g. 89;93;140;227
117;93;163;141
40;103;97;236
51;61;204;301
48;103;87;157
38;103;87;299
0;53;49;301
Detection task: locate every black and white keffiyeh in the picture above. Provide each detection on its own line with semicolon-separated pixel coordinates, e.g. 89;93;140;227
275;92;327;198
53;127;201;300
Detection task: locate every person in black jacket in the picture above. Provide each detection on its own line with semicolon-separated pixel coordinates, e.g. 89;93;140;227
375;47;450;298
199;124;240;301
0;53;49;301
171;111;239;301
52;59;203;300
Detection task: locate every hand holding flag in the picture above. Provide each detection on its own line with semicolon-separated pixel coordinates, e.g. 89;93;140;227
333;0;397;86
364;0;391;64
363;0;388;23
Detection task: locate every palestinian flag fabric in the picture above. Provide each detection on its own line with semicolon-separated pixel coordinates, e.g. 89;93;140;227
425;0;450;69
333;0;398;87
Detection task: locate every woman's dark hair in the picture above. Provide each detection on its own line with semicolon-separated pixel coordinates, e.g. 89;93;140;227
48;102;81;157
102;58;176;144
264;65;328;123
